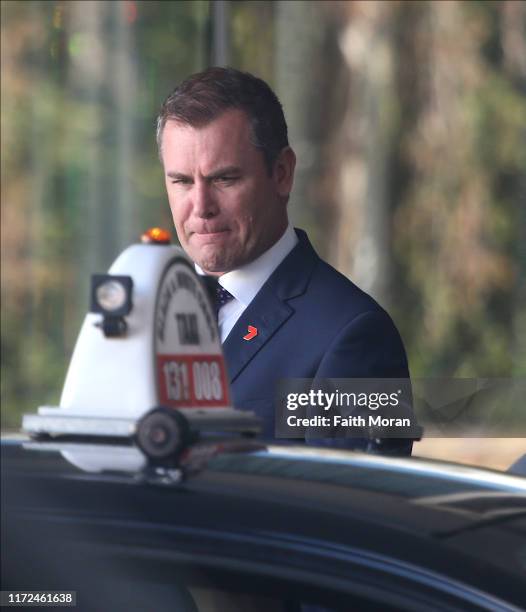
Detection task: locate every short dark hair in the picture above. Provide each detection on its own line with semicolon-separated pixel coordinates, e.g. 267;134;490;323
156;67;289;173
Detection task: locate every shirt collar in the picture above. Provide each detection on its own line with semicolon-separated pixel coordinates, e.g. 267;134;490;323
220;224;298;306
195;224;298;307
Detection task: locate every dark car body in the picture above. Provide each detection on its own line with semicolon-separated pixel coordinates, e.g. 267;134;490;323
2;438;526;612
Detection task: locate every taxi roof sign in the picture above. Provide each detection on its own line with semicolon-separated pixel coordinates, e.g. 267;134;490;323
22;234;261;462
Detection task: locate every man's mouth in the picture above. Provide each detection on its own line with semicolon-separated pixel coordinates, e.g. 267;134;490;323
190;229;230;243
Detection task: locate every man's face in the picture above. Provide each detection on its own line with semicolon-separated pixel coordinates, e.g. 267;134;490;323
161;109;295;275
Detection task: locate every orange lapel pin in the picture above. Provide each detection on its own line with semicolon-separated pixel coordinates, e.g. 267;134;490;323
243;325;258;341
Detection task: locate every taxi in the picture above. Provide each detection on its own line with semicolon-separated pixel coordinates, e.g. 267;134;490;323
2;230;525;611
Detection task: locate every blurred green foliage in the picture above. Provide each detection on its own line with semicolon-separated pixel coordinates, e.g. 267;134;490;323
1;0;209;428
390;0;526;378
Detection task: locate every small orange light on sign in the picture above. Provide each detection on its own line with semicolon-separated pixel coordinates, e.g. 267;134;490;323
141;227;172;245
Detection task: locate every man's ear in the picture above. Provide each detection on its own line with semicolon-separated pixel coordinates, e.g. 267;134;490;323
273;147;296;199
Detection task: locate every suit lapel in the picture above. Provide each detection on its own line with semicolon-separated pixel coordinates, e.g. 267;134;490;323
223;290;293;383
223;229;319;383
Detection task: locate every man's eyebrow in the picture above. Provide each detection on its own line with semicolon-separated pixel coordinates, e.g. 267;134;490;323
205;166;242;179
166;166;243;181
166;166;242;179
166;171;191;179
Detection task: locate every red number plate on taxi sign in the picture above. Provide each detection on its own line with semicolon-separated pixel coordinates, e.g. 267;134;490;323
157;354;230;408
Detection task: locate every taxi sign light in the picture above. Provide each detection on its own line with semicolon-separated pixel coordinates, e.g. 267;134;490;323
91;274;133;316
141;227;172;245
96;280;128;312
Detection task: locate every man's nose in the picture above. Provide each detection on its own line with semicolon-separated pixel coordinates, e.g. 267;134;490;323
192;182;218;218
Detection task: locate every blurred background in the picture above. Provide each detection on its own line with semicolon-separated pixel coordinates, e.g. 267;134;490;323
1;1;525;465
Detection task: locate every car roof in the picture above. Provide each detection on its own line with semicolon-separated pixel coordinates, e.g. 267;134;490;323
3;437;524;529
3;437;526;590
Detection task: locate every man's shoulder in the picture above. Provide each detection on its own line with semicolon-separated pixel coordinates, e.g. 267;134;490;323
282;230;386;317
262;228;399;333
311;256;382;309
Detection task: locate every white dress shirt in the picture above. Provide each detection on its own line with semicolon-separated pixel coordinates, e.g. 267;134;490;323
196;224;298;343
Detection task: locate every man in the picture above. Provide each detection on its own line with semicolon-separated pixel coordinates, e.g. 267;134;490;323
157;67;412;455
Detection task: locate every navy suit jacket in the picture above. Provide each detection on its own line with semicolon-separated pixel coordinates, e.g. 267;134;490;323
222;229;412;455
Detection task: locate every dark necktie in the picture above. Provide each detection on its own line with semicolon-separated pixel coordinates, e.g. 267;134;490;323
215;284;234;319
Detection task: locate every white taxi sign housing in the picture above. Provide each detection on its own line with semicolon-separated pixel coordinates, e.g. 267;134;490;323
23;239;257;440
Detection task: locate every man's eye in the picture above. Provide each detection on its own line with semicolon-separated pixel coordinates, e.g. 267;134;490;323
215;176;238;184
171;178;191;185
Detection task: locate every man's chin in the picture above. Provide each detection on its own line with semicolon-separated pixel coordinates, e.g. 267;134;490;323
194;255;232;277
188;243;249;275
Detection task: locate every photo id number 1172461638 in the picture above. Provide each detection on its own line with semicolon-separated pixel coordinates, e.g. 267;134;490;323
0;591;76;607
